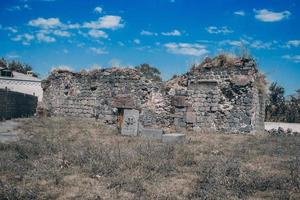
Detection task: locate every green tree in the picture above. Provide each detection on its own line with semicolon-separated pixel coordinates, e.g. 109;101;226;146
285;97;298;122
285;89;300;123
0;58;7;68
8;60;33;74
265;82;286;122
0;57;38;77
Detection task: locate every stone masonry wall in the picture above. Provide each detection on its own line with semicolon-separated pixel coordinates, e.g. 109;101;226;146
0;88;38;120
42;68;173;128
167;56;266;133
42;55;266;134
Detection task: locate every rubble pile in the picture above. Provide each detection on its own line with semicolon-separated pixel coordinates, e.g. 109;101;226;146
267;127;300;136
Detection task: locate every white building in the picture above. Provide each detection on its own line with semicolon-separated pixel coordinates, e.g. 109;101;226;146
0;67;43;101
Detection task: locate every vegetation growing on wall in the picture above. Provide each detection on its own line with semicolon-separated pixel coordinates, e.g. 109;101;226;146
135;63;162;82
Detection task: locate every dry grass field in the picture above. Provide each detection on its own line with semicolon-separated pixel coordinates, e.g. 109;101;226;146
0;117;299;199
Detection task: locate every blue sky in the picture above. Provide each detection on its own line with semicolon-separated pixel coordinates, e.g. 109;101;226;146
0;0;299;95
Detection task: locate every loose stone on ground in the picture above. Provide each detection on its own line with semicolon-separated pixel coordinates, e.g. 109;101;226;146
162;133;186;144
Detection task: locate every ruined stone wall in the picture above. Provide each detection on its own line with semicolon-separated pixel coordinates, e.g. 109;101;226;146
0;88;38;120
167;56;266;133
42;56;266;134
42;68;173;128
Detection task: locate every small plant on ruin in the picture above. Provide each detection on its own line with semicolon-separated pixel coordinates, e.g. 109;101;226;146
135;63;162;81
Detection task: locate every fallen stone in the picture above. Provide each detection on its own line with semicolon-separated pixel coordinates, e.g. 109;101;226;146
0;120;22;143
266;127;299;136
162;133;186;144
139;127;163;140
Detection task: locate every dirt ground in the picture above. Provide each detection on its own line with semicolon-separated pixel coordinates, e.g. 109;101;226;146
0;117;300;199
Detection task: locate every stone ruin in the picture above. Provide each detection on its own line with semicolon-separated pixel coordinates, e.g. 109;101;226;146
42;55;266;135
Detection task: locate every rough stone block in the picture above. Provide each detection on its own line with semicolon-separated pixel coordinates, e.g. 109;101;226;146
112;95;136;109
162;133;186;144
171;96;186;107
121;109;139;136
210;106;218;112
139;127;163;140
186;112;196;123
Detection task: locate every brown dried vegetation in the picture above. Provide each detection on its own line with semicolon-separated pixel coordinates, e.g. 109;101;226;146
0;117;299;199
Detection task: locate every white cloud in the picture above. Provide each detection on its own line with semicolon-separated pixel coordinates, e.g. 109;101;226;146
11;33;34;45
29;17;61;28
254;9;291;22
7;5;21;11
7;4;30;11
161;29;181;36
89;64;102;70
23;33;34;41
206;26;233;34
53;30;71;37
63;23;80;29
24;4;30;9
286;40;300;48
83;15;124;30
133;39;140;44
118;41;125;46
6;52;19;59
234;10;245;16
109;58;122;67
28;17;82;32
136;45;152;51
220;40;246;47
77;30;88;37
140;30;157;36
5;27;18;33
36;32;56;43
88;29;108;38
221;38;275;49
11;35;23;41
164;42;209;56
282;55;300;63
94;6;103;14
250;40;274;49
77;42;85;48
37;29;51;34
90;47;108;55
